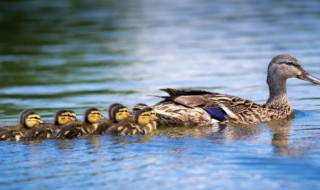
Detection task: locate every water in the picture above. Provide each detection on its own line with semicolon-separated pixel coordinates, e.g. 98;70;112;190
1;0;320;189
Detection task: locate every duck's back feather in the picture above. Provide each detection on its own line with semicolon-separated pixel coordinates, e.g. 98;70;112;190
154;88;279;125
22;124;58;141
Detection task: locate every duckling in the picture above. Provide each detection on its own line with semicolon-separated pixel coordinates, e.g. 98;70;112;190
106;107;156;136
22;110;77;141
94;104;130;135
55;108;105;139
0;110;44;141
133;103;158;130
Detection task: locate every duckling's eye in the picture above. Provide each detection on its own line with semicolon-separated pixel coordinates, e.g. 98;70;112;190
141;113;150;117
91;112;101;116
29;116;40;120
119;109;128;113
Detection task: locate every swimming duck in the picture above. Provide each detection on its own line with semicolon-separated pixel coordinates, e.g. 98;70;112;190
94;104;130;134
55;108;105;139
22;110;77;141
133;103;158;130
154;55;320;125
106;107;157;136
0;110;44;141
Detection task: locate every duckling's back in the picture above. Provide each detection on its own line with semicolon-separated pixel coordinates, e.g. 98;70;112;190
106;117;142;136
0;125;28;141
22;124;59;141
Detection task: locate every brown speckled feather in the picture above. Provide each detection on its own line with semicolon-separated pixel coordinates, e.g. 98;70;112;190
0;126;28;141
154;88;293;125
21;124;59;141
55;122;97;139
105;117;143;136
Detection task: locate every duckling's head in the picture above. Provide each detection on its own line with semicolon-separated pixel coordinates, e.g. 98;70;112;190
268;55;320;84
110;105;129;123
84;108;105;124
55;110;78;126
134;107;155;126
19;109;34;125
132;103;148;114
20;110;44;129
149;108;159;121
108;103;123;120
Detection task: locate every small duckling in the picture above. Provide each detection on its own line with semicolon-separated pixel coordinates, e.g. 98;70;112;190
0;110;44;141
22;110;77;141
55;108;105;139
106;107;157;136
95;104;130;134
133;103;158;130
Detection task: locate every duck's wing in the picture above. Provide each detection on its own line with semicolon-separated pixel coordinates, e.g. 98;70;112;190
106;119;142;136
55;122;87;139
160;88;214;96
21;124;57;141
0;128;26;141
0;125;22;133
157;88;267;124
94;121;113;135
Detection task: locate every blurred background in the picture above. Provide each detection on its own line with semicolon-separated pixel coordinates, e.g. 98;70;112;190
1;0;320;122
0;0;320;189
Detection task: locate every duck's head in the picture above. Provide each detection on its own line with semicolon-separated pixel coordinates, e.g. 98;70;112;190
20;110;44;129
148;108;158;121
55;110;78;126
134;107;157;126
268;55;320;84
110;105;129;123
84;108;105;124
108;103;123;119
132;103;148;114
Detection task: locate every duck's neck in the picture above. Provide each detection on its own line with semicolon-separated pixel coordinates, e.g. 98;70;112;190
266;75;290;108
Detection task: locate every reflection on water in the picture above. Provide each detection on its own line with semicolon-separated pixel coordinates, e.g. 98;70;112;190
1;0;320;189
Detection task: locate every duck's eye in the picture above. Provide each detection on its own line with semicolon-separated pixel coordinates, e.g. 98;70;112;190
91;112;101;116
29;116;40;120
119;109;128;113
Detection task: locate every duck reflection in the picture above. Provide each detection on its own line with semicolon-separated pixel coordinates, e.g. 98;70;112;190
157;116;299;157
267;118;292;157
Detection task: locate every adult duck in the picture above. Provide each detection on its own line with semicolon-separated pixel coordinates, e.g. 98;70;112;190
154;55;320;125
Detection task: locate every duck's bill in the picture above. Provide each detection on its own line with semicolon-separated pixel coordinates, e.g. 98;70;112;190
297;72;320;84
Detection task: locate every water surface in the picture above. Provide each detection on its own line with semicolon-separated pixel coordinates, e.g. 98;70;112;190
1;0;320;189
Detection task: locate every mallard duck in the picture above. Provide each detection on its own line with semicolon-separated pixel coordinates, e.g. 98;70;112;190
94;104;130;134
154;55;320;125
0;110;44;141
55;108;105;139
106;107;157;136
22;110;77;141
